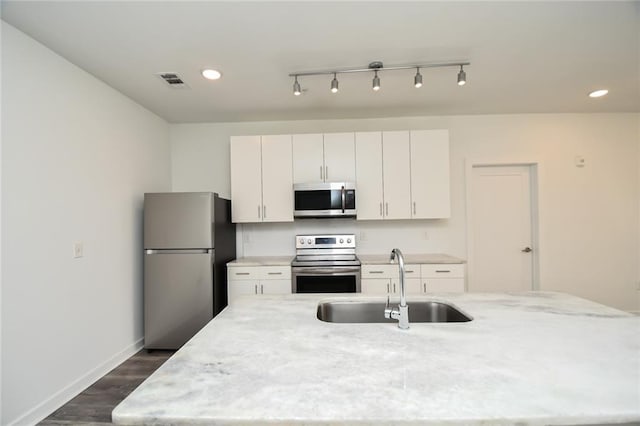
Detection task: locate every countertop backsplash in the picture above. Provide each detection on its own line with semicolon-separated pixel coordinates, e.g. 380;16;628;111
235;219;464;258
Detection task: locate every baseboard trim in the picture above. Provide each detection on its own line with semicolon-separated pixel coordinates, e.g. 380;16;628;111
7;337;144;426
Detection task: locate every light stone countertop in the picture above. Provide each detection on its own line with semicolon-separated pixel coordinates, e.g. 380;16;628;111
227;256;293;267
112;292;640;425
358;253;465;264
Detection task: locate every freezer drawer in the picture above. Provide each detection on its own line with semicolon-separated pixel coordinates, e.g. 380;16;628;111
144;250;214;349
144;192;214;249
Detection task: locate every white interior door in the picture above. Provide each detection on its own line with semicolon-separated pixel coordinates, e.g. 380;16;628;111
468;165;534;292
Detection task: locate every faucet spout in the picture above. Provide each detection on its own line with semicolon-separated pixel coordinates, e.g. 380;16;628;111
387;248;409;329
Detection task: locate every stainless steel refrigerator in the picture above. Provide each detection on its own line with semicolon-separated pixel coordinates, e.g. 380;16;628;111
143;192;236;349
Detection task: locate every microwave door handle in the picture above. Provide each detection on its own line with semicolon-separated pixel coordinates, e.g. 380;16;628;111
341;185;346;213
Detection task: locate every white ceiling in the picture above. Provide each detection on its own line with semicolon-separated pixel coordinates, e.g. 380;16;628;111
2;1;639;123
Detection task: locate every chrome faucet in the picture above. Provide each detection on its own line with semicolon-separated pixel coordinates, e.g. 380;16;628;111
384;248;409;329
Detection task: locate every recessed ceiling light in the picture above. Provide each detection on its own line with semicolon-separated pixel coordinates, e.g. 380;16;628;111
202;69;222;80
589;89;608;98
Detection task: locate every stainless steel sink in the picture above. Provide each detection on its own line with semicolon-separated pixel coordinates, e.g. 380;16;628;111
317;300;472;323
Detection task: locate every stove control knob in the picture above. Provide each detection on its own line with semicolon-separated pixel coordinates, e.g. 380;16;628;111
307;239;312;244
339;238;344;243
347;238;352;243
299;238;304;244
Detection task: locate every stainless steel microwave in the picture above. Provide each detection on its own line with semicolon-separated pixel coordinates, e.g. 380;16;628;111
293;182;356;218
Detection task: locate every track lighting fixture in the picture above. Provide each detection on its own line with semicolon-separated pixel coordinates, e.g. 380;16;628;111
289;60;469;96
372;70;380;91
414;68;423;88
331;73;339;93
293;76;301;96
457;65;466;86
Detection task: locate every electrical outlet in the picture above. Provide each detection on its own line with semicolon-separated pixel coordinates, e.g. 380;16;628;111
73;241;83;258
423;230;429;240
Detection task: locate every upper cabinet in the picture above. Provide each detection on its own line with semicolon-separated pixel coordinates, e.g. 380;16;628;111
231;129;450;223
292;133;355;184
355;130;450;221
410;130;451;219
230;135;293;223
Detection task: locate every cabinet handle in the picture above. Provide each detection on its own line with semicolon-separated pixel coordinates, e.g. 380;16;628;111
387;283;390;293
369;271;384;274
260;284;264;294
235;272;250;276
320;166;323;180
413;202;416;215
436;270;451;273
423;283;426;292
257;205;261;219
325;166;328;180
254;284;258;294
263;205;266;219
267;272;282;275
393;283;396;293
406;270;415;273
379;202;383;217
385;203;389;216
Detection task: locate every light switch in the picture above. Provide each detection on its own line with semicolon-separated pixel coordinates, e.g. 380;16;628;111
73;241;84;258
575;155;585;167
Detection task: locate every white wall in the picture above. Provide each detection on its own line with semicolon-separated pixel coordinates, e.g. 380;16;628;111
170;114;640;312
1;22;171;425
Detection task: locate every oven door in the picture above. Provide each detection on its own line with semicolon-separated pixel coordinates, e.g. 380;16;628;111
292;266;361;293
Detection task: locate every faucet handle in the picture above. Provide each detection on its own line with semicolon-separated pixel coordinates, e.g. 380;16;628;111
384;295;393;319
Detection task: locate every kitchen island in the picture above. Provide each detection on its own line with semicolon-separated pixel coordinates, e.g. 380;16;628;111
112;292;640;425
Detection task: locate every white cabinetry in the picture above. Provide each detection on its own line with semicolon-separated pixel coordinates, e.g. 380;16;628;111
361;262;465;295
293;133;355;184
382;131;412;220
227;265;291;304
421;264;465;293
355;131;412;220
410;130;451;219
230;135;293;223
361;264;421;295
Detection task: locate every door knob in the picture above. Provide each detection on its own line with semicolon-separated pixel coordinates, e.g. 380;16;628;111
521;247;532;253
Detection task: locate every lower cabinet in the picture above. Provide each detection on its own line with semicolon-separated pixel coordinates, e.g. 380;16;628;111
361;263;465;295
227;265;291;304
361;264;422;295
421;264;465;293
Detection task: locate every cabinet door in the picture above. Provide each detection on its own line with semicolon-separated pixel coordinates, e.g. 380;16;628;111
382;131;411;219
260;279;292;295
261;135;294;222
355;132;384;220
292;133;324;183
228;280;258;304
230;136;263;223
323;133;356;182
410;130;451;219
361;278;392;295
423;278;465;293
405;278;423;295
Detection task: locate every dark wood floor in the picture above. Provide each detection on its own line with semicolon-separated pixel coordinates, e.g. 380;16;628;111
39;349;174;425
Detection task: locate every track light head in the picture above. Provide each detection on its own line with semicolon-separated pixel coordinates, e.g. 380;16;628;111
331;73;339;93
372;70;380;91
457;65;466;86
414;68;423;88
293;76;301;96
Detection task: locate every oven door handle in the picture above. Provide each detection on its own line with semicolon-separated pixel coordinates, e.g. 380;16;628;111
294;267;360;274
341;185;346;213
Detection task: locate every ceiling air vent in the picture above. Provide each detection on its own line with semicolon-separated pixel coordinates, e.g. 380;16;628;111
155;72;190;89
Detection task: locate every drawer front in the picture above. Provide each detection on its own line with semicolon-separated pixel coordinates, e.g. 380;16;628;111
362;264;398;279
403;264;421;278
258;266;291;280
421;264;465;278
228;266;261;280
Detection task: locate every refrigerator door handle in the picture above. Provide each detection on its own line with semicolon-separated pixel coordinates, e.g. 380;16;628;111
145;249;212;255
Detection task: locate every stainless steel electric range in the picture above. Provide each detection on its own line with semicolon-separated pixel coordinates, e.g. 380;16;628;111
291;234;361;293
